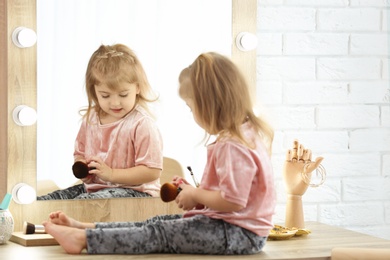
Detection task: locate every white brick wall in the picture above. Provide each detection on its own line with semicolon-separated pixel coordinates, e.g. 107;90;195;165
257;0;390;240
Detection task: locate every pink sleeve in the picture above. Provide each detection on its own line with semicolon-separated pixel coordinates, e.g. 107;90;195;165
132;117;163;169
73;119;87;160
214;142;257;207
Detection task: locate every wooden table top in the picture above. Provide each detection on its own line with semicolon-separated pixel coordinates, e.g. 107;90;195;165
1;221;389;259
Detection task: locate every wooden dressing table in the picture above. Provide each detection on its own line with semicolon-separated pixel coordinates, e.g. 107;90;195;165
1;222;389;259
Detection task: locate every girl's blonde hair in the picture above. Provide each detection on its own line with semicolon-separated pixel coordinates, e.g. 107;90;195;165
83;44;157;121
179;52;273;154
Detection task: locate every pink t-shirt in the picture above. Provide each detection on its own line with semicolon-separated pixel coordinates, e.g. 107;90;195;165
184;122;276;236
74;105;163;197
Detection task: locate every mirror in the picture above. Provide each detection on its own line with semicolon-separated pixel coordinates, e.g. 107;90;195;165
1;0;257;231
36;0;232;193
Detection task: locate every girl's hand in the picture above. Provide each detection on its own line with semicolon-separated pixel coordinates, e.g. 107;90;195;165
175;184;197;210
87;156;113;182
81;175;94;183
171;175;190;186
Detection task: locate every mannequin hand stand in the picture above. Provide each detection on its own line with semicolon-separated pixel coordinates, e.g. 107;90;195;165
283;140;325;229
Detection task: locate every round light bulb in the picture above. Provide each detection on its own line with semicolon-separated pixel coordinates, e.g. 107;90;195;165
12;27;37;48
12;183;36;204
236;32;258;52
13;105;37;126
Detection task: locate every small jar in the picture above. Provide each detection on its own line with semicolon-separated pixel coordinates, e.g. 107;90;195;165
0;209;14;244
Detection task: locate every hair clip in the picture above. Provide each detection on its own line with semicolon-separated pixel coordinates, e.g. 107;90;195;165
97;50;124;58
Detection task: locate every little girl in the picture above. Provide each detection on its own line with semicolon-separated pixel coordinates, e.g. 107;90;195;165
42;52;276;255
38;44;163;200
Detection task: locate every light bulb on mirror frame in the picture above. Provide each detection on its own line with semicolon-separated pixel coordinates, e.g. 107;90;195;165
12;105;37;126
12;27;37;48
11;183;36;205
235;32;258;52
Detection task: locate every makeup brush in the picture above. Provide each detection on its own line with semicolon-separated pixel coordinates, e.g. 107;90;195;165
0;193;12;210
72;161;95;179
160;183;182;202
187;166;199;187
23;221;46;234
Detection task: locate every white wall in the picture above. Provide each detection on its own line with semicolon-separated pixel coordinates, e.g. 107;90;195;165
256;0;390;240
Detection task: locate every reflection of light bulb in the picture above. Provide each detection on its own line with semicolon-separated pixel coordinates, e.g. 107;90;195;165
13;105;37;126
12;27;37;48
12;183;36;204
236;32;258;51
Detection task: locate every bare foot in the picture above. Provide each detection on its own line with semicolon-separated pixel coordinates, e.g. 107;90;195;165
48;211;73;226
43;221;87;254
48;211;86;229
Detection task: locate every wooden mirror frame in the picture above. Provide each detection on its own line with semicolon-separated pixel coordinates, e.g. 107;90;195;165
0;0;257;231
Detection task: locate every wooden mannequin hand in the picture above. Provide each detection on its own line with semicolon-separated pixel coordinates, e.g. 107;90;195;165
283;140;323;196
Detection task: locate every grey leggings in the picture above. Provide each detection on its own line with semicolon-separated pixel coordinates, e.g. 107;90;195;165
36;184;151;200
87;214;267;255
